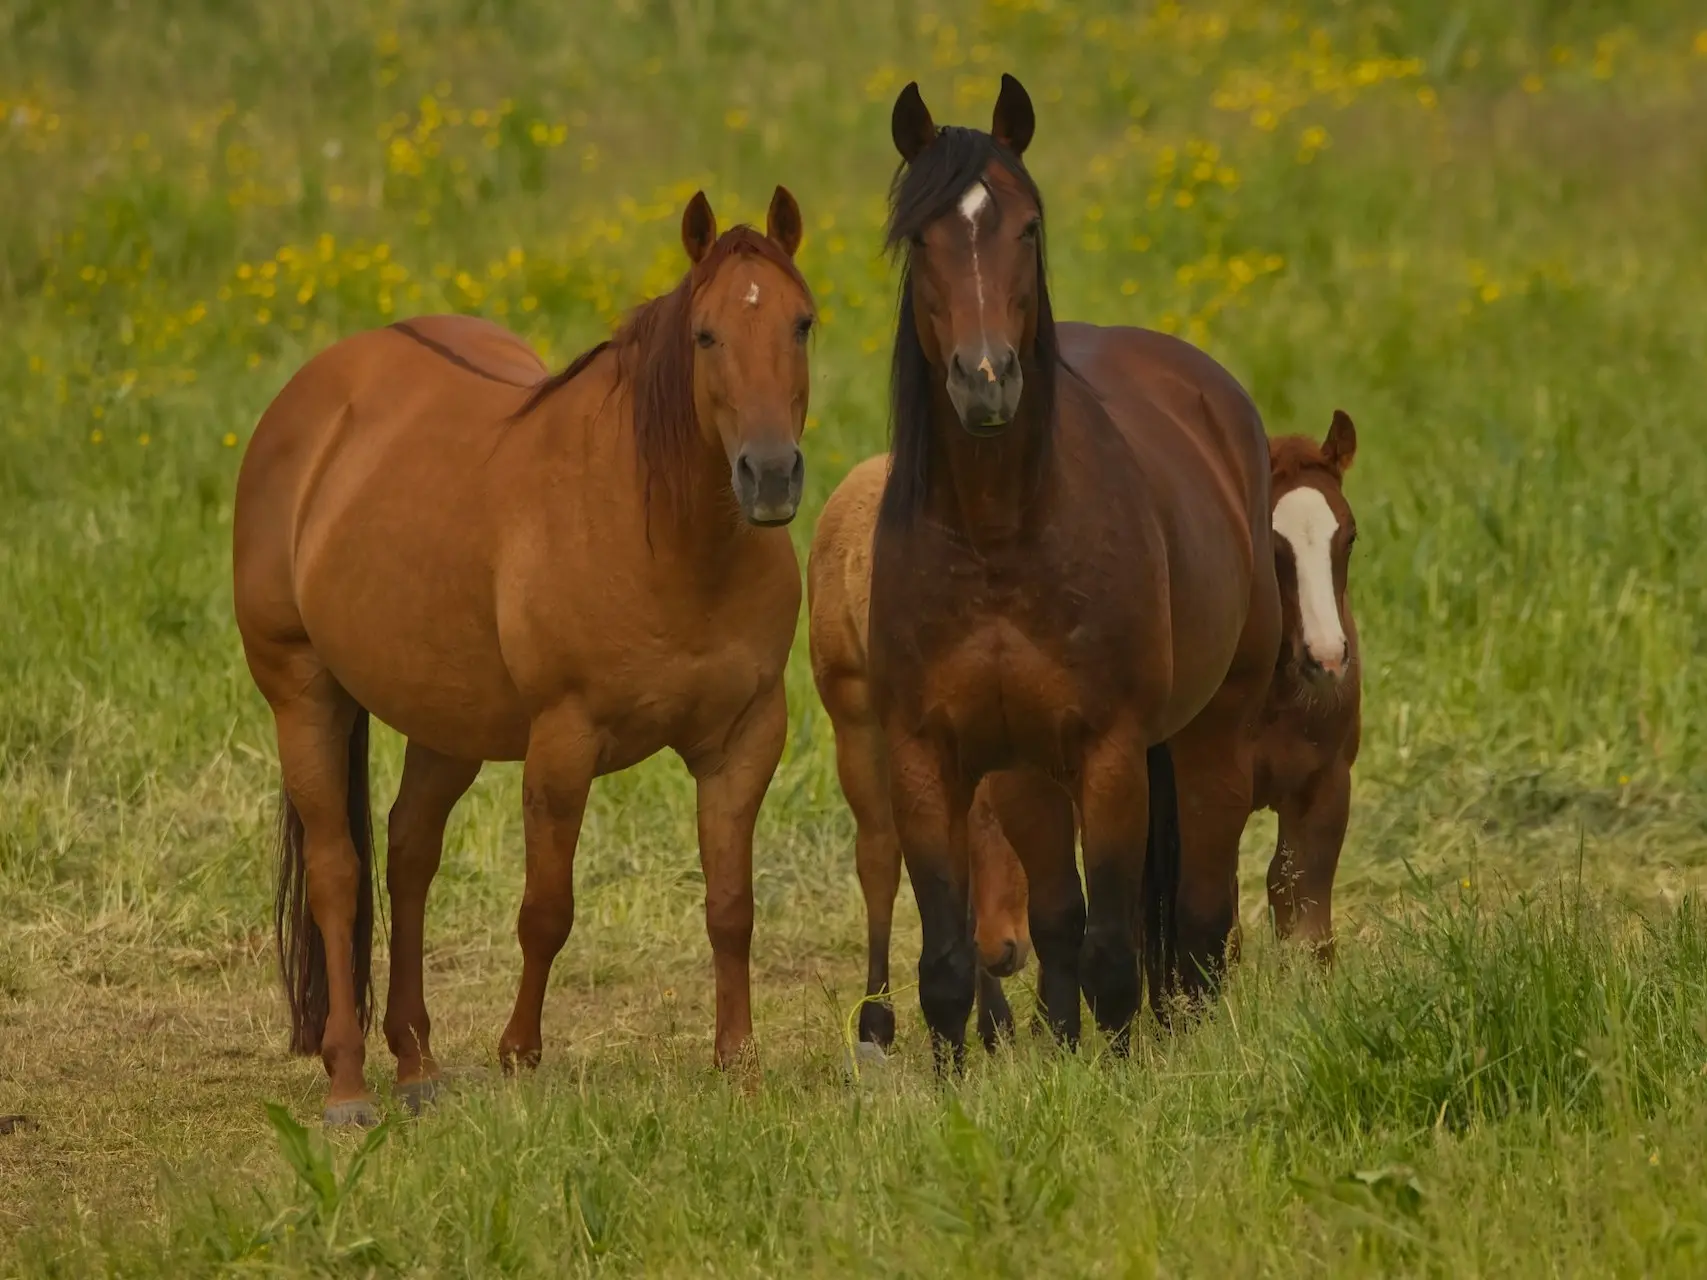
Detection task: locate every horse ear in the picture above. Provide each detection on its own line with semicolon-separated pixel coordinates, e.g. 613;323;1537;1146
1324;409;1357;473
766;185;803;258
991;73;1035;157
891;81;937;163
681;191;717;264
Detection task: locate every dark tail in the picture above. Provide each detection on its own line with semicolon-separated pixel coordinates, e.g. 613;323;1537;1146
1140;742;1181;1016
274;708;375;1056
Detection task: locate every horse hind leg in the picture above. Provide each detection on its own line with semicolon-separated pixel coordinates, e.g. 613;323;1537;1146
829;711;903;1051
383;741;480;1112
268;667;379;1126
1168;580;1279;1011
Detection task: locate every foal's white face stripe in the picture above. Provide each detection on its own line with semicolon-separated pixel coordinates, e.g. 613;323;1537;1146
743;282;761;307
959;182;992;362
1273;486;1346;667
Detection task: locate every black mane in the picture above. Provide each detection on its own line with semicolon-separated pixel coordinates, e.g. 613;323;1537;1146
880;125;1061;530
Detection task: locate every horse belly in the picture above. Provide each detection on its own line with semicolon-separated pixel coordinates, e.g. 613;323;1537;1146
294;446;529;761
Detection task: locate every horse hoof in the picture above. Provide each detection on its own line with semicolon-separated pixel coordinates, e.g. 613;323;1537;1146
398;1078;441;1116
323;1098;380;1129
857;1002;896;1049
843;1039;890;1083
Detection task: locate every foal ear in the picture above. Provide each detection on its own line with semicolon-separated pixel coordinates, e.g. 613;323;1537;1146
991;73;1035;157
681;190;717;265
1323;409;1357;473
891;81;937;163
766;185;803;258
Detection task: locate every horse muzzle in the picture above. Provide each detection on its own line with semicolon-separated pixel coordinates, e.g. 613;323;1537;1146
732;444;804;526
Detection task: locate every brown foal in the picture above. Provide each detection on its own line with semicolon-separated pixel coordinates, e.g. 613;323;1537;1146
234;189;815;1124
1257;411;1363;959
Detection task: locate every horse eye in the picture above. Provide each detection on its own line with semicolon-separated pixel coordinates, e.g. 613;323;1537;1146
1020;218;1041;241
695;329;716;349
794;317;814;343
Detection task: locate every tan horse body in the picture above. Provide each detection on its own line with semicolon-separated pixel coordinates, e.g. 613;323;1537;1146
234;191;815;1124
809;454;1043;1051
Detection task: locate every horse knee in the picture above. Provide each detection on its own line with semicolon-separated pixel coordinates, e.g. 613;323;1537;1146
517;896;575;957
706;892;754;958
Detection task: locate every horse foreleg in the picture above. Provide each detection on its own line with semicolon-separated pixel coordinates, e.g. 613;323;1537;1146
383;742;480;1110
689;685;788;1072
1076;731;1150;1055
986;769;1081;1048
498;704;597;1072
1268;759;1350;966
887;731;976;1074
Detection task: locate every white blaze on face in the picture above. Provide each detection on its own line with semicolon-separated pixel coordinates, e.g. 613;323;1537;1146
1273;486;1346;671
743;281;761;307
959;182;993;371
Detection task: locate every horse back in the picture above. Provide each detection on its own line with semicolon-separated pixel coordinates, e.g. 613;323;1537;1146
386;314;550;387
1057;322;1270;543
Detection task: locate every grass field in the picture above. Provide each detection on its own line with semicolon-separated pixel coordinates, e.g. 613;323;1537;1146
5;0;1707;1273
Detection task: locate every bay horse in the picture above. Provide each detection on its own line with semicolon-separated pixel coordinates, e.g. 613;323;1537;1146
233;188;815;1125
1258;411;1362;960
868;75;1280;1063
824;414;1365;1032
809;453;1050;1053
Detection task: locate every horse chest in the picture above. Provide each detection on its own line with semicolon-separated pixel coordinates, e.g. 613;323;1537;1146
918;617;1087;774
1252;700;1347;810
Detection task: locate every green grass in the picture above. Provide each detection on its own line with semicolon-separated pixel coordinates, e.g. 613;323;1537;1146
4;1;1707;1274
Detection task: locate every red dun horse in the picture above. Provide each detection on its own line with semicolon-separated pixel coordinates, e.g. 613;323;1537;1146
869;76;1279;1063
809;454;1053;1053
1258;412;1362;958
234;189;815;1124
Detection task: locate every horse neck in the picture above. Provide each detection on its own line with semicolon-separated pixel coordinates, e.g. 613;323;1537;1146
922;362;1053;548
521;361;747;572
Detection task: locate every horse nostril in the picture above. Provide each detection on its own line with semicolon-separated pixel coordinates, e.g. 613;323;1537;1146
789;449;805;488
949;351;970;383
1000;349;1020;380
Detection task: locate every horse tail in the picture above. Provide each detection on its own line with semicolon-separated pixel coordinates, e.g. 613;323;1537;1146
275;708;376;1056
1140;741;1181;1016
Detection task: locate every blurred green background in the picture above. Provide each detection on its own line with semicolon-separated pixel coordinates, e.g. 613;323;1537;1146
4;2;1707;1273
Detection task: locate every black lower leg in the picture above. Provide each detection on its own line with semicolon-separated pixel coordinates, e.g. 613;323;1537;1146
915;878;975;1074
975;970;1013;1052
1029;895;1086;1048
859;932;896;1047
1081;864;1141;1054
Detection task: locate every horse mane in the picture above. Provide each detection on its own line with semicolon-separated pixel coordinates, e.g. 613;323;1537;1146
880;125;1061;531
1269;434;1342;487
512;225;810;517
